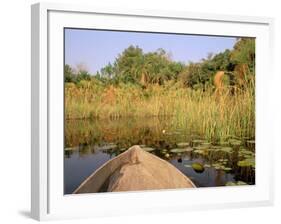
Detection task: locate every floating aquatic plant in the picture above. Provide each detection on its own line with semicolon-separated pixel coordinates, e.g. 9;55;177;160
237;158;255;167
211;162;231;171
164;153;170;158
170;147;193;153
194;149;208;156
193;145;210;150
238;148;255;157
141;147;155;152
246;140;255;144
201;142;211;146
192;139;205;146
98;143;117;151
191;162;205;173
176;142;190;148
64;146;79;151
212;163;224;170
225;181;248;186
214;147;233;154
223;167;232;171
228;139;242;146
218;158;228;162
219;141;229;146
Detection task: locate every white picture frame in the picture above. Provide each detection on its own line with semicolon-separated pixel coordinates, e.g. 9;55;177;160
31;2;274;221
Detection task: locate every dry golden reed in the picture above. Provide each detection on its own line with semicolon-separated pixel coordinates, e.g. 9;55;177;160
65;79;255;142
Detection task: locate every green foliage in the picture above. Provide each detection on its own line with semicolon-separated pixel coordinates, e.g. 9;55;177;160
64;64;91;84
64;38;255;142
231;38;255;72
114;45;144;83
65;38;255;90
211;49;234;71
100;63;115;79
178;38;255;89
100;46;184;85
179;62;210;89
64;64;76;82
179;49;235;89
76;70;91;82
65;80;255;141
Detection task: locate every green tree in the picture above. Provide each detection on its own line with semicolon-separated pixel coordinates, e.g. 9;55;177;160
231;38;255;72
102;46;184;85
179;62;207;88
64;64;75;82
114;45;144;83
101;63;115;79
76;70;91;83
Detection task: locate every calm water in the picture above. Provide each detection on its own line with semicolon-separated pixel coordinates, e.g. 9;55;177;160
64;117;255;194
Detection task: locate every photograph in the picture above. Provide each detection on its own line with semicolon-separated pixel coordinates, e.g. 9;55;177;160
63;28;256;195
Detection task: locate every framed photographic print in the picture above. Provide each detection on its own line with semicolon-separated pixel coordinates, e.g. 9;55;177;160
31;2;274;221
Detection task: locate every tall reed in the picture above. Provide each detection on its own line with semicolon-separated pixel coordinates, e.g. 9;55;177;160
65;79;255;142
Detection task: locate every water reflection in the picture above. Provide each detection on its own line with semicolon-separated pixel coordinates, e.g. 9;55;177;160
64;117;255;194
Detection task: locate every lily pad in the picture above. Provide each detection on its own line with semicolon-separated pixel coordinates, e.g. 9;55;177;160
194;149;208;156
184;147;195;152
237;181;248;185
194;145;209;150
223;167;232;171
210;146;222;150
213;147;233;154
225;181;236;186
242;136;251;140
170;147;193;153
226;181;248;186
211;162;228;170
246;140;255;144
229;139;242;146
164;153;170;158
219;141;229;146
237;158;255;167
239;148;254;154
218;158;228;162
192;162;205;173
200;142;212;147
213;165;224;170
238;149;254;157
177;142;190;148
98;144;117;151
65;147;79;151
192;139;205;144
141;147;155;152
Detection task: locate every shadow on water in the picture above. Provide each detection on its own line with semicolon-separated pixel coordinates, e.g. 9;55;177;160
64;117;255;194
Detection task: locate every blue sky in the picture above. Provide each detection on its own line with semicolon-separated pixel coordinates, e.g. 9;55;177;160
65;28;237;74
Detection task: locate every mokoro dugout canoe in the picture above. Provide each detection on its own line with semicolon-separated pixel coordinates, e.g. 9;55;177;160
73;145;196;193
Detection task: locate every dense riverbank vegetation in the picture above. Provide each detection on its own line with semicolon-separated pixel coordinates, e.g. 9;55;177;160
65;38;255;142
